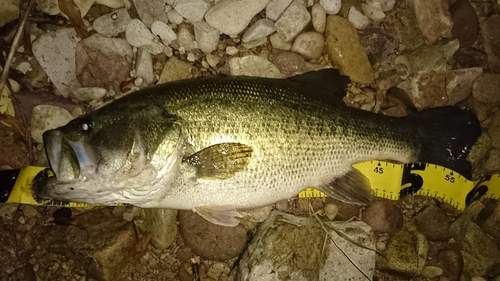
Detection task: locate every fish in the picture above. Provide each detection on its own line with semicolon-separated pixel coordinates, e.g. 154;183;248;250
36;69;481;226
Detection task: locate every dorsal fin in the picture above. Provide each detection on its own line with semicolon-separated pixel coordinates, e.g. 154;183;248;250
287;68;350;101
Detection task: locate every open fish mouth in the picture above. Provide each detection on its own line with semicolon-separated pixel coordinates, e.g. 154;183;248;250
43;130;99;182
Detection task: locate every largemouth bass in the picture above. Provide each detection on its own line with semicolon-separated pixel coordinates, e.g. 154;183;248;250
37;69;481;226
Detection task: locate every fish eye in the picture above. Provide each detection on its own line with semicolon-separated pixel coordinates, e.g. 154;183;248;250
79;118;94;133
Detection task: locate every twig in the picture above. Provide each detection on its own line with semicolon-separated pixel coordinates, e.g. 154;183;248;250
0;0;37;98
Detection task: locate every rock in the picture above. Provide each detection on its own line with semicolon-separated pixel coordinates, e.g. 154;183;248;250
135;47;155;86
242;36;267;49
13;56;49;89
151;21;177;45
324;15;374;84
481;149;500;174
37;0;124;18
239;211;376;281
291;31;325;60
477;200;500;241
414;204;451;242
177;25;198;52
438;249;464;281
453;47;489;69
320;0;342;15
384;7;424;51
366;0;395;12
460;222;500;276
141;208;178;250
0;0;19;28
229;55;282;78
205;54;221;68
269;33;292;51
450;0;479;48
446;67;483;105
311;3;327;33
488;110;500;150
125;19;156;48
35;208;137;281
174;0;211;23
270;51;308;77
275;1;311;42
362;200;403;233
32;28;82;98
481;15;500;73
241;19;276;43
158;57;193;83
30;105;74;143
421;265;444;279
75;34;133;90
167;9;184;25
70;87;107;102
412;0;453;44
133;0;169;28
472;74;500;104
92;8;132;38
194;21;220;53
361;4;385;24
178;210;247;261
348;6;371;30
265;0;293;21
377;230;429;277
225;46;239;56
324;203;339;220
205;0;270;36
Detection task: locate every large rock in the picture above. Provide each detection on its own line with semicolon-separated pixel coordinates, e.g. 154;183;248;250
93;8;132;38
204;0;270;36
411;0;453;44
141;208;178;250
481;14;500;73
174;0;211;23
324;15;374;84
75;34;133;90
239;211;376;281
32;28;82;98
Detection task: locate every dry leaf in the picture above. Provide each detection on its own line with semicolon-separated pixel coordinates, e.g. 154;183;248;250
58;0;91;39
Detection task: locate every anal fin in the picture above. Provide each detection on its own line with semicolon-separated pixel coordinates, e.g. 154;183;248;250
193;205;243;227
318;168;373;205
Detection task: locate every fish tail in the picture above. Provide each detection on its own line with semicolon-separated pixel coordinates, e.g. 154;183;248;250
410;106;481;179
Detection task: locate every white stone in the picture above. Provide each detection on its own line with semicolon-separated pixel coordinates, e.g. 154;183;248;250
291;31;325;60
125;19;156;47
31;105;74;143
194;21;220;53
206;54;221;68
32;28;82;98
265;0;293;21
348;6;371;30
226;46;239;56
242;37;267;49
151;21;177;45
229;55;282;78
133;0;169;27
93;8;132;37
241;19;276;43
167;9;184;25
71;87;107;102
174;0;211;23
361;3;385;24
135;47;155;86
177;26;198;51
311;3;327;33
269;33;292;50
275;1;311;42
147;41;166;55
205;0;271;36
366;0;396;12
320;0;341;15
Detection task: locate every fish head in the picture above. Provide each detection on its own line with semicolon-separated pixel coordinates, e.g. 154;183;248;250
38;101;184;204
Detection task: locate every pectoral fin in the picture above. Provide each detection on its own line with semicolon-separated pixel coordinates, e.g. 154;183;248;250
318;168;373;205
193;205;243;227
183;143;253;179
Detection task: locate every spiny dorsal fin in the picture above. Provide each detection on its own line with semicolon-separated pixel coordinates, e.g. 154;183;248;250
287;68;350;101
183;143;253;180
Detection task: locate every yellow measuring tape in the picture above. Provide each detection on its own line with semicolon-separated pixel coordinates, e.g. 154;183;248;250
2;162;500;209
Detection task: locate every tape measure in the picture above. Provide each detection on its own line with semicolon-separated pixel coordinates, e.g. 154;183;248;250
1;162;499;210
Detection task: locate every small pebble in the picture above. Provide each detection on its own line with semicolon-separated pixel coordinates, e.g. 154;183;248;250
226;46;239;56
324;203;339;220
151;21;177;45
320;0;342;14
291;31;325;60
421;265;444;279
206;53;221;68
270;33;292;50
167;9;184;25
311;3;327;33
348;6;371;30
376;241;386;251
471;277;487;281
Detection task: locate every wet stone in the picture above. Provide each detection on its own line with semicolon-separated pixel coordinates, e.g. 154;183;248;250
178;210;248;261
472;74;500;104
414;204;451;242
412;0;453;44
453;47;488;69
362;200;403;233
450;0;479;48
438;248;464;281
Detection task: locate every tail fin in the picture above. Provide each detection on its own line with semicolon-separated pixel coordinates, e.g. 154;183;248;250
410;106;481;179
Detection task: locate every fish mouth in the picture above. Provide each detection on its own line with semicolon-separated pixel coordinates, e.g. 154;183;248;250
43;129;99;182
